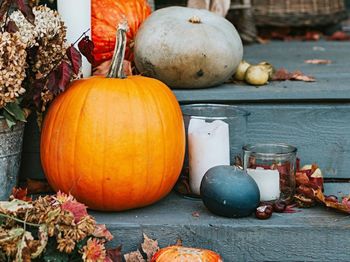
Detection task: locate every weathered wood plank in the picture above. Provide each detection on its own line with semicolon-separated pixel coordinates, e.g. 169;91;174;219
240;103;350;179
324;182;350;197
94;193;350;261
179;103;350;179
173;77;350;102
173;41;350;102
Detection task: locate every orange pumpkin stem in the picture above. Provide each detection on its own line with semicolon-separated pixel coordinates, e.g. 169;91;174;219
107;21;129;79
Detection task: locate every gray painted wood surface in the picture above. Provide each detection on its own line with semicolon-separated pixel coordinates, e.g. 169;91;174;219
173;41;350;181
174;41;350;102
93;193;350;261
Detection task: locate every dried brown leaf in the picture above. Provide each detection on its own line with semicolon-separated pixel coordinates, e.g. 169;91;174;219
106;245;123;262
303;31;321;41
192;211;200;218
272;68;292;81
327;31;350;41
304;59;332;65
124;250;145;262
141;234;159;260
175;239;183;246
26;179;53;194
272;68;315;82
0;0;10;21
291;71;315;82
315;189;350;213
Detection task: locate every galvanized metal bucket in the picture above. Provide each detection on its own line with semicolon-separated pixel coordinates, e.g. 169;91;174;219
0;117;25;200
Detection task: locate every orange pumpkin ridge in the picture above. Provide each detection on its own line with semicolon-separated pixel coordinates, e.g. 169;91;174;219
41;23;185;211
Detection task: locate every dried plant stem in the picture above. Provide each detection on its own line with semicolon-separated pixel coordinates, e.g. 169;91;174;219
72;28;90;46
0;213;41;228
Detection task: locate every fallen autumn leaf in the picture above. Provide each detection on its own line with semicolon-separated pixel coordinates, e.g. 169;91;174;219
304;59;332;64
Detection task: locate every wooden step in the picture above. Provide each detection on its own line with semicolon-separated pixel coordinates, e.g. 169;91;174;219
173;40;350;194
93;193;350;261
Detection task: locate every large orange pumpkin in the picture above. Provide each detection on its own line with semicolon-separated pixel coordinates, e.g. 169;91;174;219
151;246;223;262
91;0;151;65
40;22;185;211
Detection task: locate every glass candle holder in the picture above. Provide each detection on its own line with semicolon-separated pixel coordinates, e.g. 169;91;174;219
243;143;297;204
175;104;249;197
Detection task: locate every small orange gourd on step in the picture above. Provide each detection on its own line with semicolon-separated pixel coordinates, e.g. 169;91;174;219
151;246;223;262
40;22;185;211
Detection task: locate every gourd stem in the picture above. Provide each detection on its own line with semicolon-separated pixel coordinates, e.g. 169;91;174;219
107;21;129;79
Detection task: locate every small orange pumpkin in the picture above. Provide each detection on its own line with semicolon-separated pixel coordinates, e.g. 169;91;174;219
91;0;151;65
151;246;223;262
40;22;185;211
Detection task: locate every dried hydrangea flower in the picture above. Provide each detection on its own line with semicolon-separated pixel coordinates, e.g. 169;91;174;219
10;5;67;82
0;32;27;108
10;5;65;47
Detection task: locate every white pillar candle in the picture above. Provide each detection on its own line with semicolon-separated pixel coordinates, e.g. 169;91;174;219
247;168;280;201
57;0;91;77
188;119;230;195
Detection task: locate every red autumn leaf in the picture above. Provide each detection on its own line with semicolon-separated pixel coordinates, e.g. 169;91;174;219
106;245;123;262
315;189;350;214
0;0;10;21
78;36;95;65
327;31;350;41
291;71;315;82
6;20;19;33
46;70;59;95
67;45;82;75
272;68;292;81
32;79;45;108
192;211;200;217
303;31;321;41
57;61;72;93
11;188;32;202
304;59;332;65
26;179;53;194
296;171;310;186
272;68;315;82
284;204;301;213
296;185;315;199
14;0;35;24
341;197;350;209
61;200;88;223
